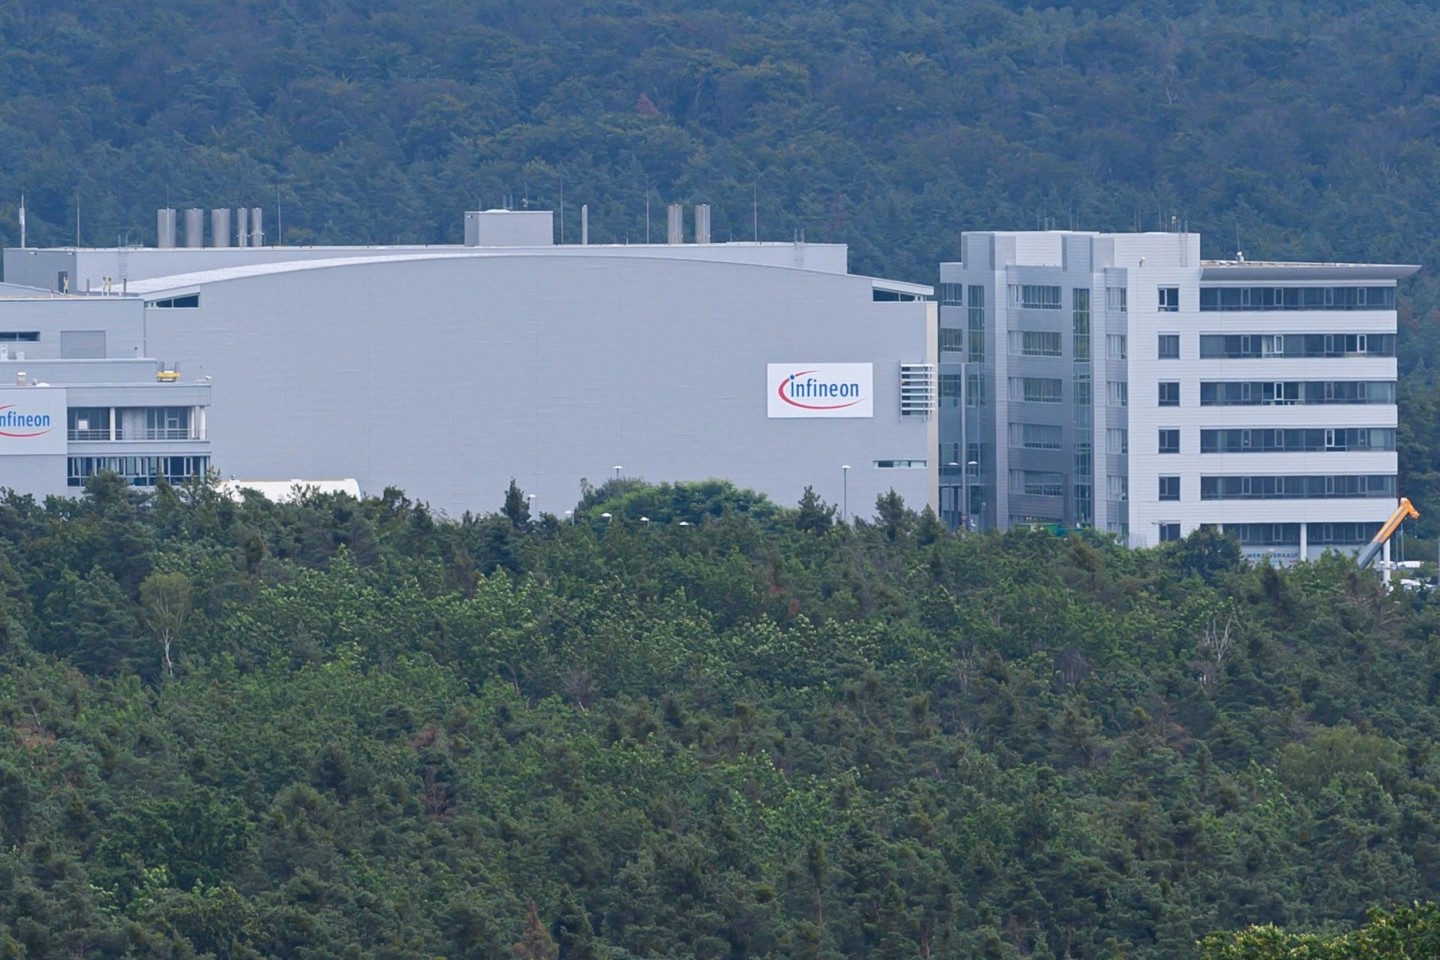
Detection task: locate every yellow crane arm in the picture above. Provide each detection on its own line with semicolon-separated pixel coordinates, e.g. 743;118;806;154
1356;497;1420;568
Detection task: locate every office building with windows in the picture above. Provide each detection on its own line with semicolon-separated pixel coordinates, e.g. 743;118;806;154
938;231;1418;560
0;285;211;497
2;207;936;516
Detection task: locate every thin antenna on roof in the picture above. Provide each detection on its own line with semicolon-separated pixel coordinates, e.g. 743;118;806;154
75;189;80;247
277;186;283;247
752;183;758;242
645;192;650;244
18;193;24;249
558;175;565;244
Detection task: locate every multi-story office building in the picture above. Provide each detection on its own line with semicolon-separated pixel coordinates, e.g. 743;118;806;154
0;284;211;497
939;231;1418;560
3;207;935;517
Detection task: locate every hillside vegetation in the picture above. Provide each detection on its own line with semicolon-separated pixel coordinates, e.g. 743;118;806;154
2;476;1440;958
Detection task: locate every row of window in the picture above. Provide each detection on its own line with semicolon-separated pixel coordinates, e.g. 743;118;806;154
1200;428;1395;453
1152;522;1368;545
1009;470;1065;497
1218;523;1378;546
1199;474;1395;500
67;456;211;487
945;285;1395;315
1143;478;1395;509
1199;380;1396;405
1008;423;1063;449
1014;379;1393;410
1010;285;1062;310
1199;286;1395;312
1008;377;1063;403
0;332;39;342
68;406;195;441
1199;333;1395;359
1007;330;1063;357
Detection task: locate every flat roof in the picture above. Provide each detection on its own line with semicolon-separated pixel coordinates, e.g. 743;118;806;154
1199;262;1420;281
126;249;916;298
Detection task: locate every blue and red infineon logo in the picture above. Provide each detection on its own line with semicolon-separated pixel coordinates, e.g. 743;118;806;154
767;363;874;419
777;369;863;410
0;405;53;438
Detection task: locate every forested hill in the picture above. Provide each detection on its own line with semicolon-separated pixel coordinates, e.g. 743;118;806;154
3;476;1440;958
3;0;1440;282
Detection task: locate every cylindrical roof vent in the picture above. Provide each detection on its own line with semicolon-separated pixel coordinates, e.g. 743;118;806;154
251;207;263;246
235;207;249;248
157;208;177;248
667;203;683;244
695;204;711;244
211;209;231;248
184;208;204;248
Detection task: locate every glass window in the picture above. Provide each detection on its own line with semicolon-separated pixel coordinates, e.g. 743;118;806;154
1158;287;1179;312
1008;377;1063;403
1158;522;1181;542
1106;335;1127;360
1158;382;1179;407
1159;476;1180;501
1159;429;1180;454
1013;285;1062;310
1158;334;1180;359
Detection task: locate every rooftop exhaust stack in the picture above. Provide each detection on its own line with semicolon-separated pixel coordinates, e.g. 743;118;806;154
667;203;683;244
235;207;249;248
251;207;263;247
695;204;711;244
211;209;231;248
581;204;589;245
184;208;204;248
157;208;177;249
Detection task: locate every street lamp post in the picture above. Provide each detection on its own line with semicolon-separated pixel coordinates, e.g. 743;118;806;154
614;465;623;481
966;460;978;531
841;464;851;523
947;462;961;530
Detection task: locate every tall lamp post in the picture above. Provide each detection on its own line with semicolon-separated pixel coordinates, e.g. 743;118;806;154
841;464;851;523
966;459;978;530
947;462;961;529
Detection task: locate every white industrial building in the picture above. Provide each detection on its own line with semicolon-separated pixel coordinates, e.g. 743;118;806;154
0;283;211;497
938;230;1419;560
1;206;937;518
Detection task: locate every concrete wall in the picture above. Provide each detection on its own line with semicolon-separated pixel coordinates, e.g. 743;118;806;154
141;254;934;517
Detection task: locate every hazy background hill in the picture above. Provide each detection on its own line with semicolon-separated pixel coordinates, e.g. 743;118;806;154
4;0;1440;526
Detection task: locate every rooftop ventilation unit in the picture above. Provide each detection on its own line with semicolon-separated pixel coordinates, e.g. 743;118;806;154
695;204;711;244
157;208;177;249
184;208;204;248
667;203;683;244
211;209;231;248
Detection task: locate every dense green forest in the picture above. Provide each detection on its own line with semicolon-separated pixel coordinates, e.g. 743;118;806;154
2;475;1440;957
5;0;1440;526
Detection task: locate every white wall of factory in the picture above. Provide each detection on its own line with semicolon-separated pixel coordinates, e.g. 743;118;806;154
138;253;937;518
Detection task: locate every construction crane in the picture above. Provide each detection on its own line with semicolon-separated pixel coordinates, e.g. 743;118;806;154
1356;497;1419;569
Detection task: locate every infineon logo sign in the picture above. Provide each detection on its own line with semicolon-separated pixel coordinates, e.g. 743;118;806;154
0;388;66;456
767;363;874;418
